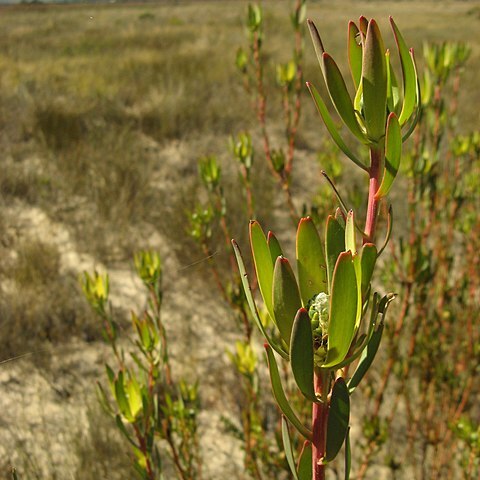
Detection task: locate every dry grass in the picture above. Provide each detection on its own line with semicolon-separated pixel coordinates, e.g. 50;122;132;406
0;1;478;478
0;239;99;357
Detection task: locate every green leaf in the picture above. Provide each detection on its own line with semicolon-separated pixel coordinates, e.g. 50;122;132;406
323;53;367;142
296;216;327;305
345;210;356;255
249;221;275;320
273;256;302;346
359;16;368;36
347;21;362;89
96;382;114;417
247;4;262;32
325;215;345;294
347;322;384;393
265;345;312;440
362;19;387;142
377;204;393;256
115;371;133;422
282;417;299;480
335;208;346;229
353;254;362;331
345;427;351;480
324;252;358;368
378;292;396;315
307;83;367;171
307;20;325;76
325;377;350;462
347;292;395;392
126;374;143;419
115;414;139;449
376;112;401;199
390;17;417;126
360;243;377;298
139;319;152;352
386;50;401;115
268;231;283;265
401;50;422;142
290;309;317;402
353;78;363;116
298;442;312;480
232;239;289;359
106;364;116;396
296;3;307;27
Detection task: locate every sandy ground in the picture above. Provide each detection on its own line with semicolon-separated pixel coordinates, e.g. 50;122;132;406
0;136;257;478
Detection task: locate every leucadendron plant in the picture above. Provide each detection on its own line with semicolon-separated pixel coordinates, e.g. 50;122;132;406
233;16;420;480
355;40;478;479
82;252;201;480
187;3;312;477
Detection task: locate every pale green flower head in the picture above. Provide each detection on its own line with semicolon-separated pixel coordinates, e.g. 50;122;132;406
309;292;330;336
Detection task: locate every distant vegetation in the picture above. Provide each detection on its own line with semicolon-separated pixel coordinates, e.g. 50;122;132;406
0;1;478;479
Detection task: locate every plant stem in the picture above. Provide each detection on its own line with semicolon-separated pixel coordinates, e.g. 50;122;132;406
252;29;298;224
312;371;328;480
285;0;304;177
364;147;383;244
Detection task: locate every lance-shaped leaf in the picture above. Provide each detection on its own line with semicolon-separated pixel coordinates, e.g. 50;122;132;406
265;345;312;440
232;239;289;359
325;377;350;462
106;364;116;396
390;17;417;125
115;414;140;448
401;51;422;142
360;243;377;297
250;221;274;320
115;371;133;422
126;373;143;419
307;83;367;171
282;417;299;480
323;252;358;368
346;211;363;331
377;204;393;256
353;254;363;331
345;210;357;255
331;286;381;370
353;78;363;117
307;20;326;76
290;309;317;402
348;21;362;89
376;112;401;199
323;53;367;143
268;231;283;265
96;382;115;416
362;19;387;143
325;215;346;293
347;322;384;393
298;441;312;480
335;207;347;227
296;216;327;304
273;256;302;346
359;16;368;36
345;427;351;480
385;50;401;115
322;251;358;368
348;292;395;392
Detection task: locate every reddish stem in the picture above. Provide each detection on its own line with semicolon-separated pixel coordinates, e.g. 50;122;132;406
251;29;298;223
364;147;383;244
312;371;328;480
